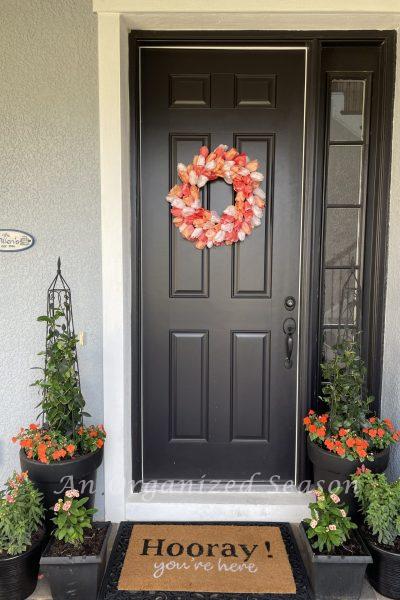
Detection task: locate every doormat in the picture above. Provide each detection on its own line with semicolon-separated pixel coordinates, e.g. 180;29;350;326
99;522;311;599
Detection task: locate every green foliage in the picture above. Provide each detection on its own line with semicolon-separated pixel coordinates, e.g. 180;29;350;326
32;308;88;434
352;469;400;546
320;339;373;435
304;486;357;553
52;491;97;546
0;472;44;556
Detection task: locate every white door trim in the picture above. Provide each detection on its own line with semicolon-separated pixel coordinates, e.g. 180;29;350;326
94;3;400;522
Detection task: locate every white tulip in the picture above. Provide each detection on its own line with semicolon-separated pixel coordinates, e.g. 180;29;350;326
197;175;208;188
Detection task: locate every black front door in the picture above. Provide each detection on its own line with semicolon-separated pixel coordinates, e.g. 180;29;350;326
140;47;305;483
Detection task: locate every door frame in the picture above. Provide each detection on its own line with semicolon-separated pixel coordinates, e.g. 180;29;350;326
94;5;396;519
129;30;395;487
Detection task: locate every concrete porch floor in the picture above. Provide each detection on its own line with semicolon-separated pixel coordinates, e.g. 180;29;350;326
29;523;389;599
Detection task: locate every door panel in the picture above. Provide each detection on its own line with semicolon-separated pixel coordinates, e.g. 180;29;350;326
140;48;305;482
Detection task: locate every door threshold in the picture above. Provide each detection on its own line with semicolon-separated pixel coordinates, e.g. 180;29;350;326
125;489;312;522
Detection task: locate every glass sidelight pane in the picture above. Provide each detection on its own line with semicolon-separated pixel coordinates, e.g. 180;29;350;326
326;145;362;205
330;80;365;142
325;207;360;267
322;328;357;361
323;268;359;326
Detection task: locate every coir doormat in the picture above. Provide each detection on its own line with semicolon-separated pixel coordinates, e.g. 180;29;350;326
99;522;311;599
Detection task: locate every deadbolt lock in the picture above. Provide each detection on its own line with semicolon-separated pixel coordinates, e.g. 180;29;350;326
284;296;296;311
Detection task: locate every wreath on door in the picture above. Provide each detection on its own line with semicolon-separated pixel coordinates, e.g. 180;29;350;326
165;144;266;249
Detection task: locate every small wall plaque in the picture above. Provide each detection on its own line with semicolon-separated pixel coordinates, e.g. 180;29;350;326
0;230;34;252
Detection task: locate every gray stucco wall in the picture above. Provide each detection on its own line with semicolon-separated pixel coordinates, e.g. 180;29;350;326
382;42;400;481
0;0;104;515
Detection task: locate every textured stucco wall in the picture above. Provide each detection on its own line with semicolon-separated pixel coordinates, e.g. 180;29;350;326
0;0;104;515
382;42;400;480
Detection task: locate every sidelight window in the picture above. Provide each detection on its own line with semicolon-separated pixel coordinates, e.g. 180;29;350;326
321;77;370;359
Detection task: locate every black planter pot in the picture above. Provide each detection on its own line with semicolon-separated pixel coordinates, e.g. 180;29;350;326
361;532;400;599
20;447;103;516
307;438;390;514
0;528;45;600
299;523;372;600
40;522;111;600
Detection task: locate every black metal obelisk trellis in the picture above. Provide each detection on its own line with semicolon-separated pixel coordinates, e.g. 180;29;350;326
42;258;81;427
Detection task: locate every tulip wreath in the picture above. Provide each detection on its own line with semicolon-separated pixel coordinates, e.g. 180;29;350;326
166;144;266;249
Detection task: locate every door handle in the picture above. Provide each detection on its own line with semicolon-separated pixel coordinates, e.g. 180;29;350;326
283;317;296;369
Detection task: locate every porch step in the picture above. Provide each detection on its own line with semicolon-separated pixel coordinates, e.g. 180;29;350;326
125;489;313;522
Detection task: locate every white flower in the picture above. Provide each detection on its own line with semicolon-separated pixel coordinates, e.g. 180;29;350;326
340;509;347;517
65;490;74;498
197;175;208;188
310;519;318;529
330;493;340;504
189;171;198;185
328;524;337;531
63;500;72;511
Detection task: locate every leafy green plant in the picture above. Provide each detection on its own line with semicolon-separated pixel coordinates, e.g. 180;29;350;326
32;308;88;434
52;490;97;545
304;486;357;553
0;472;44;555
320;339;373;435
352;468;400;546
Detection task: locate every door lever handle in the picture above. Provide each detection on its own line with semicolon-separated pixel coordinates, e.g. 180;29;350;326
283;318;296;369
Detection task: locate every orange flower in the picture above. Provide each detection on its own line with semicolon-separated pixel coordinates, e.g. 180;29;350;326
303;417;311;426
96;439;104;448
336;446;345;457
339;428;349;437
66;444;75;455
346;438;356;448
20;439;33;448
89;430;98;438
11;437;17;444
29;423;39;431
369;417;376;424
368;429;377;438
316;427;326;438
77;426;84;436
325;439;335;451
393;432;400;441
356;438;368;448
309;424;317;433
377;428;385;438
356;448;367;458
384;418;394;431
37;443;48;464
319;414;328;424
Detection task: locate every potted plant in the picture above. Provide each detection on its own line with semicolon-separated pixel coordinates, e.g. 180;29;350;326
40;489;111;600
299;486;372;600
304;339;399;506
0;471;45;600
13;266;106;514
352;467;400;599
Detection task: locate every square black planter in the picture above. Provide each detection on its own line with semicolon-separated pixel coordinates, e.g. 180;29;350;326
40;521;111;600
299;523;372;600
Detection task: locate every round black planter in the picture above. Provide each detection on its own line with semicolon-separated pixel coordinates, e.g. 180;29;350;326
307;438;390;513
0;528;45;600
363;534;400;599
20;447;103;516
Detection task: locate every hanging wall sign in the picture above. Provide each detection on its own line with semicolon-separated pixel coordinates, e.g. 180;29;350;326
0;230;35;252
